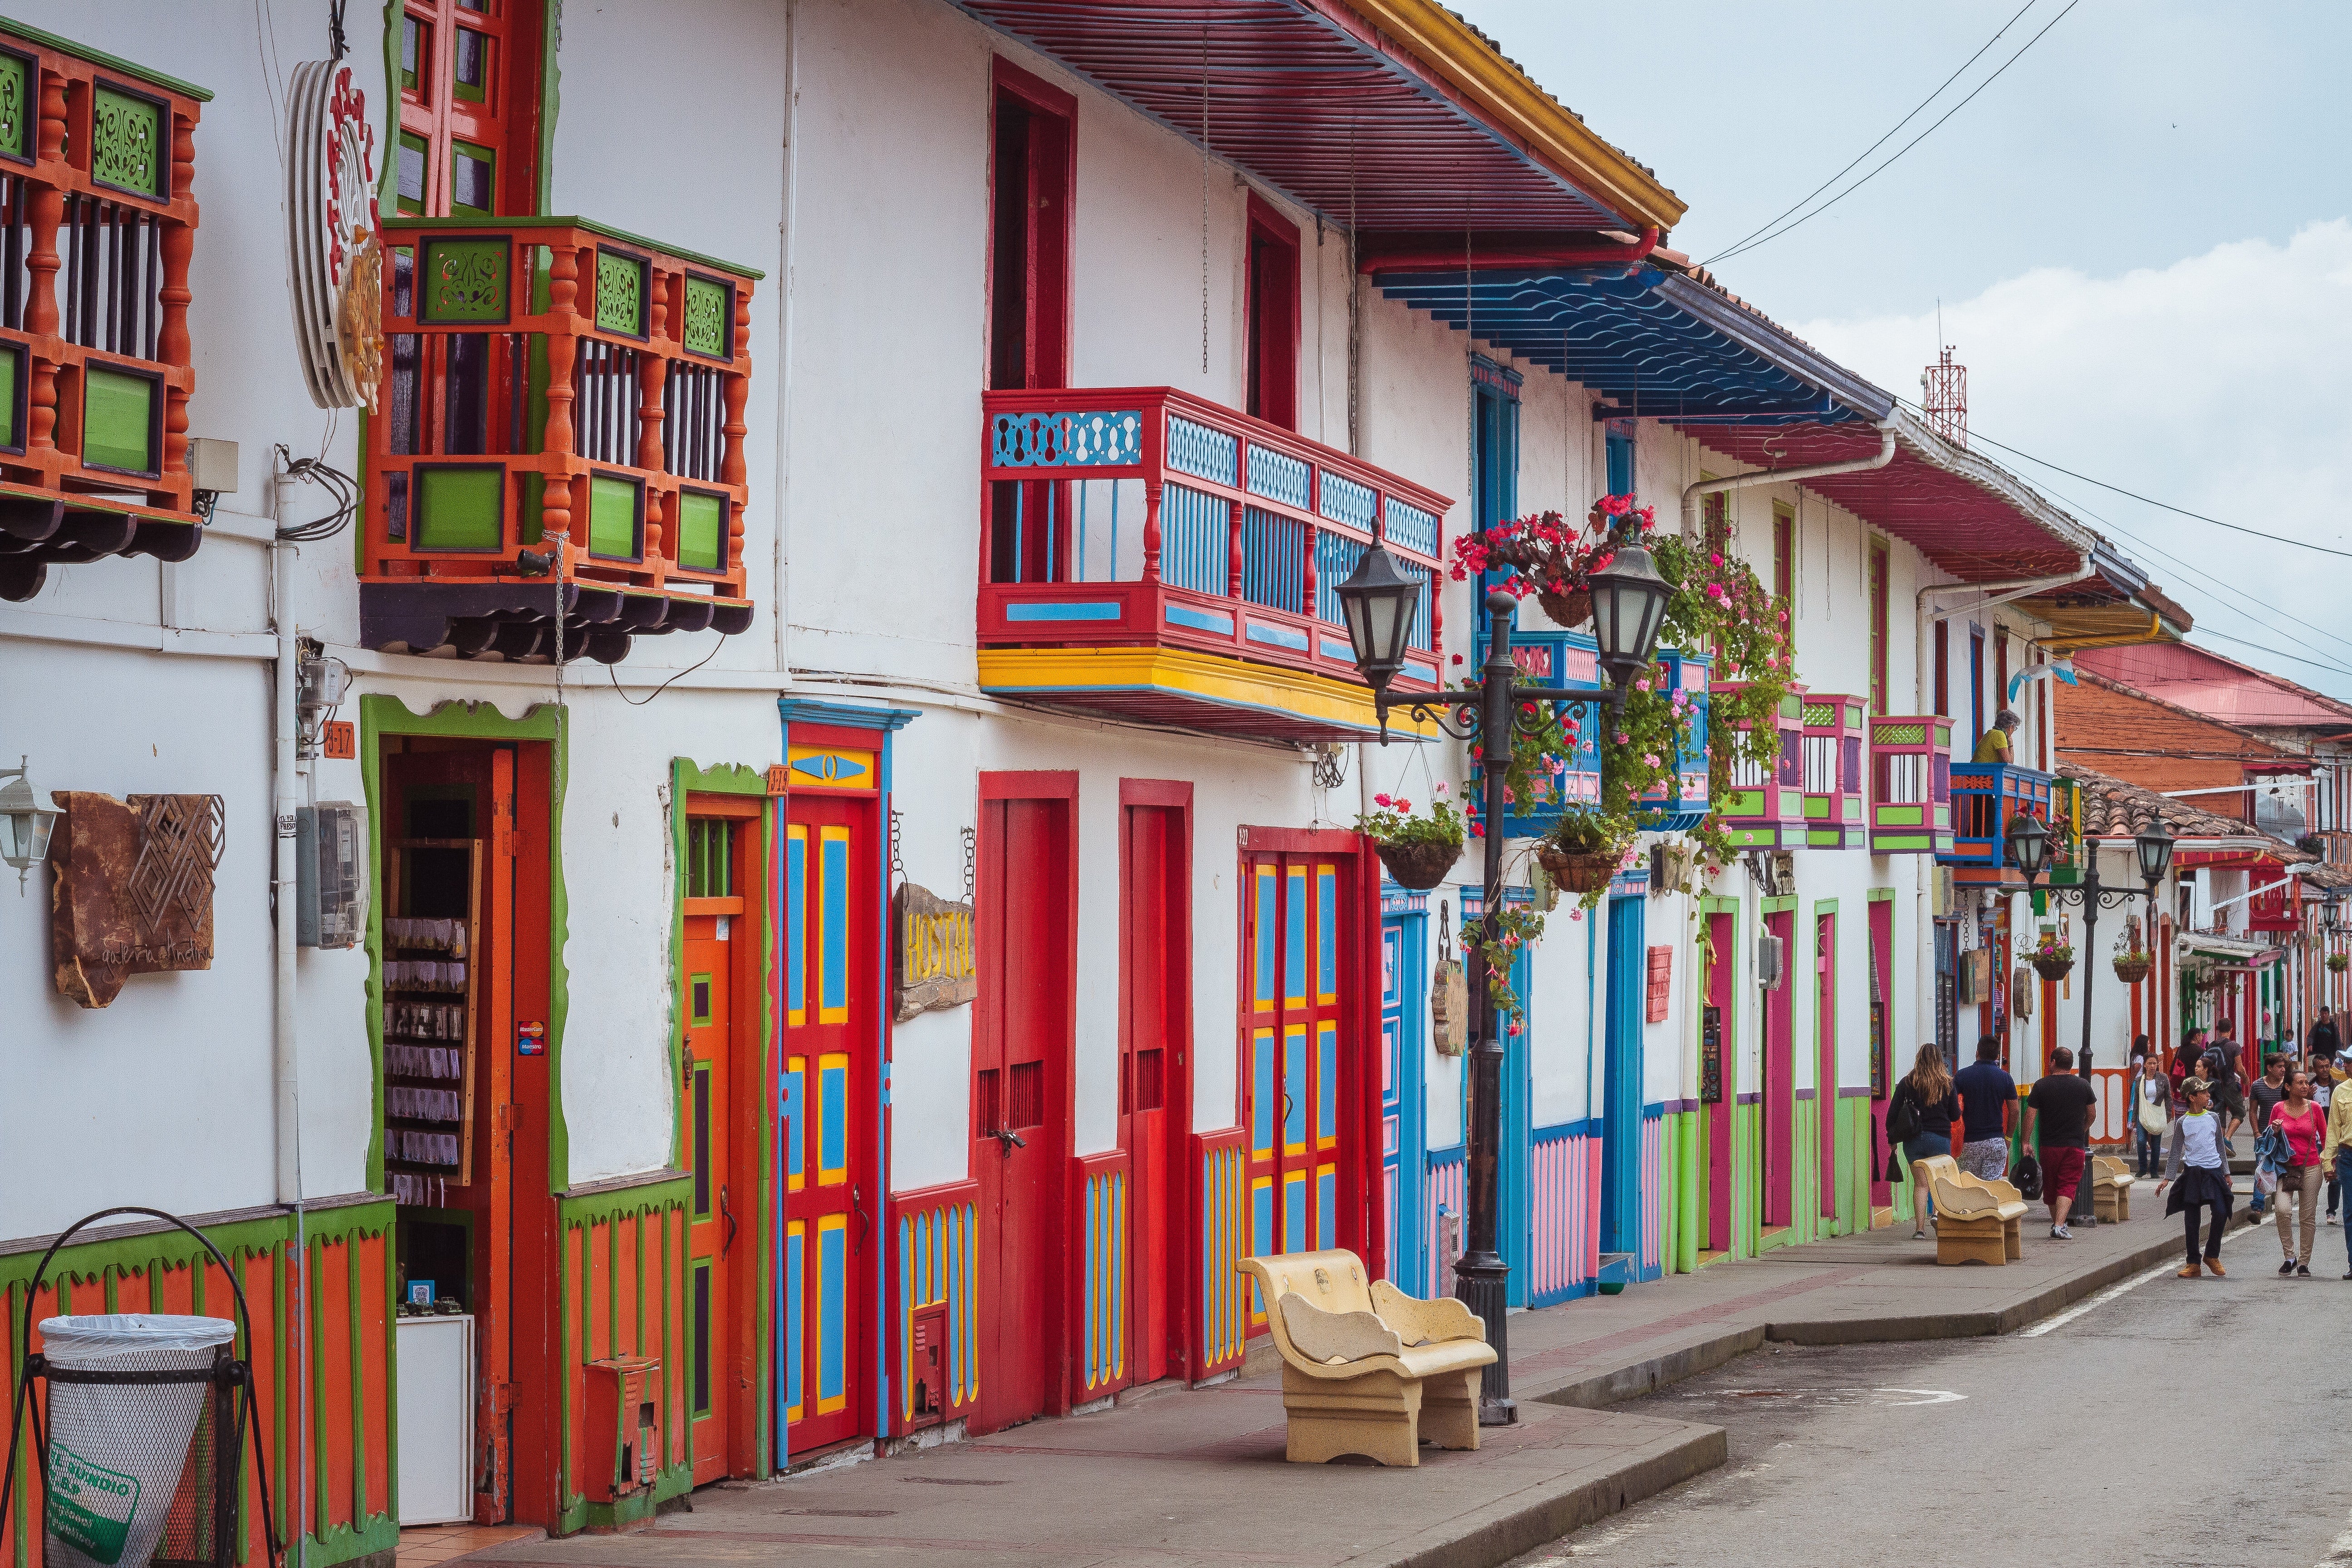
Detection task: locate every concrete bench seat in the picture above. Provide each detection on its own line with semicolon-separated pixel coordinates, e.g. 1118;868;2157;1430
1236;1249;1498;1467
2092;1155;2134;1222
1928;1176;2029;1265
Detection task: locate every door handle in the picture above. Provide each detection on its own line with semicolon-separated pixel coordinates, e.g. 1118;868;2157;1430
719;1183;737;1259
852;1182;871;1251
992;1127;1027;1154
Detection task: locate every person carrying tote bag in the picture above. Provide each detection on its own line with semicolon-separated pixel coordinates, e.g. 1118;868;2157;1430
2136;1055;2174;1179
1887;1044;1961;1241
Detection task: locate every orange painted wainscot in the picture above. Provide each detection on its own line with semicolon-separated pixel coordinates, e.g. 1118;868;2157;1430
3;1196;397;1568
556;1174;691;1532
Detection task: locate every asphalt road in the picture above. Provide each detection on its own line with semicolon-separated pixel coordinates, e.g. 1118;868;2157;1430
1513;1214;2352;1568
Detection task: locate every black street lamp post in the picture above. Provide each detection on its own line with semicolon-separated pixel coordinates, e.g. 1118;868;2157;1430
1338;540;1671;1425
2006;810;2176;1225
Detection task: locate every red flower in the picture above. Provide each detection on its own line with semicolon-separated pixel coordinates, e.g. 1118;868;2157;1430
1374;793;1394;808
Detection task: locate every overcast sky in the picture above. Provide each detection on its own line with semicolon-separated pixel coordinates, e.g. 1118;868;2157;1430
1457;0;2352;701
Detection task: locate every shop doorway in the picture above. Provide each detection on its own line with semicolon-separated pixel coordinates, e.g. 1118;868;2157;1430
1600;894;1643;1263
972;775;1076;1431
380;736;556;1525
1816;912;1838;1223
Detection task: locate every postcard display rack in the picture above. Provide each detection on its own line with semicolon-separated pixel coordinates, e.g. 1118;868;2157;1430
382;838;481;1206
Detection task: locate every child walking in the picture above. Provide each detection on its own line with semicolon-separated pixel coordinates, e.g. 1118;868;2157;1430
2160;1078;2234;1278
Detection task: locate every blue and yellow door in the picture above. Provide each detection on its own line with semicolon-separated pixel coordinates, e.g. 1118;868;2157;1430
1241;848;1347;1315
1379;892;1428;1286
775;739;882;1458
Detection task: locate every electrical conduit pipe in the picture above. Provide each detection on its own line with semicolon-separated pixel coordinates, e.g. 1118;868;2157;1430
1678;424;1897;537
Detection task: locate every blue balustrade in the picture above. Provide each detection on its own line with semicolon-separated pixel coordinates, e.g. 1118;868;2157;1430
1384;497;1440;559
1246;444;1312;510
1166;415;1240;486
1160;482;1229;596
991;409;1142;468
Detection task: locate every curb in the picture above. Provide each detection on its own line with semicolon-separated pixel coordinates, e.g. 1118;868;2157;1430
1351;1423;1729;1568
1527;1210;2263;1409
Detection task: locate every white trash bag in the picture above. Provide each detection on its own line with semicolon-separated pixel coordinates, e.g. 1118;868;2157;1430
38;1314;238;1568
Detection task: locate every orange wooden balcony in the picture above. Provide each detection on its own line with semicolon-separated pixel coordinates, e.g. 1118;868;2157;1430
975;387;1449;741
360;217;761;662
0;24;208;603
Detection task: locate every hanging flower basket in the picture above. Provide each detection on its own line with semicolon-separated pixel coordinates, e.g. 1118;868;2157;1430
1537;587;1592;629
1377;838;1463;891
2032;955;2076;983
1535;846;1619;893
2330;953;2348;975
2112;952;2152;985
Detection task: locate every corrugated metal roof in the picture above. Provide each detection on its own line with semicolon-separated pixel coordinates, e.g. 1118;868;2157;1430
951;0;1651;230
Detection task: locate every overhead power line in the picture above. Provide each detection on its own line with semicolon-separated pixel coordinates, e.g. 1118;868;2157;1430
1961;424;2352;562
1697;0;2037;265
1705;0;2082;267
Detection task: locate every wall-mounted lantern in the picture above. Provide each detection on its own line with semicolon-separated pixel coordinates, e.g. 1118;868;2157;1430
0;755;61;894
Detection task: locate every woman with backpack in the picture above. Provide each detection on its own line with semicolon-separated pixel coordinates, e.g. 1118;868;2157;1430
1885;1043;1962;1241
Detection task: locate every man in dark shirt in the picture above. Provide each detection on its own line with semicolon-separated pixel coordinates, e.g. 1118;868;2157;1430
2025;1046;2099;1239
2310;1009;2342;1063
2251;1054;2289;1132
1954;1034;2017;1181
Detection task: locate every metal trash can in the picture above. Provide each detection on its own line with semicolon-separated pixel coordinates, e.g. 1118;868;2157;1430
36;1314;239;1568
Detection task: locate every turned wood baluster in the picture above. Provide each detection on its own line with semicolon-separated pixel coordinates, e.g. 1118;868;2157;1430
1301;522;1318;629
720;285;751;583
1227;445;1245;600
24;67;63;456
1142;480;1162;583
540;241;579;550
159;114;196;490
637;269;668;581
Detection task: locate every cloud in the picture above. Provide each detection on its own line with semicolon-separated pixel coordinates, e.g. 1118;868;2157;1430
1791;219;2352;698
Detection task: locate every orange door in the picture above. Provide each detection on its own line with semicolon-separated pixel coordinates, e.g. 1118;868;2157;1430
681;809;749;1484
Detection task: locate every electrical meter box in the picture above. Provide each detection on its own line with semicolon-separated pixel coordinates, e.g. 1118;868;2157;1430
298;801;366;948
583;1356;662;1502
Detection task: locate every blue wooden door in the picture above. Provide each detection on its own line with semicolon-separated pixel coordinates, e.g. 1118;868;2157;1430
1378;899;1427;1284
1601;893;1645;1264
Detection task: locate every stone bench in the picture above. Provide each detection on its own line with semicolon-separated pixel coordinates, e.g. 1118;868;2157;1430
1928;1175;2029;1266
2092;1155;2134;1222
1236;1248;1498;1467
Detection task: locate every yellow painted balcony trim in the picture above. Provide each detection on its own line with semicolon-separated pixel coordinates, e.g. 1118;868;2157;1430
1338;0;1688;232
976;646;1445;740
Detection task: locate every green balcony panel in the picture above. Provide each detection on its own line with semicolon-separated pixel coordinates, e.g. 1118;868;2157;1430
1803;796;1828;819
91;86;163;198
0;343;20;449
83;367;155;473
683;276;730;358
589;474;641;559
676;490;724;571
1721;789;1764;816
421;236;508;323
0;51;27;161
597;248;646;336
416;466;504;550
1877;805;1924;827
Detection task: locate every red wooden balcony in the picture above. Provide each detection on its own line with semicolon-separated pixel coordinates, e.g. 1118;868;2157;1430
975;387;1448;741
360;217;760;662
0;25;208;603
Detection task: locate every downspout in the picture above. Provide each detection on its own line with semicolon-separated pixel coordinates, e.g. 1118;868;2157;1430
269;521;310;1568
1679;424;1896;538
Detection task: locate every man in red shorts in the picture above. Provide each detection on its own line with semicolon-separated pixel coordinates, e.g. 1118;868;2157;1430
2025;1046;2100;1239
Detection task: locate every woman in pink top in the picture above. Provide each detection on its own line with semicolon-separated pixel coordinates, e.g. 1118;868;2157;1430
2270;1070;2328;1276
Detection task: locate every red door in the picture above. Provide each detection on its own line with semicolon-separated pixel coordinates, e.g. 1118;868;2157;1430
1120;788;1189;1386
974;781;1075;1431
1817;913;1837;1222
1867;900;1894;1210
1764;909;1795;1231
1239;842;1369;1320
778;778;879;1458
1705;912;1735;1253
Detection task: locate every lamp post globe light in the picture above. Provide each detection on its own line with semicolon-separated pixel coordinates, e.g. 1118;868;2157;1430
1340;541;1669;1423
0;755;63;895
2005;808;2173;1226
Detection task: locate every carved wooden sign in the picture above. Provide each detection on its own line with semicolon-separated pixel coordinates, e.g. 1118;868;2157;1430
893;882;975;1023
50;792;224;1008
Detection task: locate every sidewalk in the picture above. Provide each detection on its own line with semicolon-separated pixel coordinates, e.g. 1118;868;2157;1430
452;1181;2237;1568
